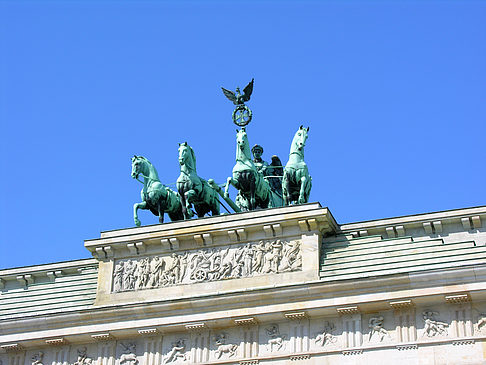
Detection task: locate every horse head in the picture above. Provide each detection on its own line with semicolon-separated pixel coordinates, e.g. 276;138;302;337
292;125;310;153
131;155;146;179
236;128;251;160
178;142;196;170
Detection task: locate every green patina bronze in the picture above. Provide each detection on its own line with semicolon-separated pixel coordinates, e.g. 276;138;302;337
282;126;312;205
222;78;254;127
129;79;314;226
131;155;183;227
224;128;283;211
176;142;220;219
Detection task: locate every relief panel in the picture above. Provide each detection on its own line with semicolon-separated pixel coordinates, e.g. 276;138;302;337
112;240;302;292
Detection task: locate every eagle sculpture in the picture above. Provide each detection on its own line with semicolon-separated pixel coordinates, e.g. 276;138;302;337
221;78;254;106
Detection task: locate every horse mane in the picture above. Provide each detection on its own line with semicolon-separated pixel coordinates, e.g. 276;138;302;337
189;145;197;170
135;156;160;180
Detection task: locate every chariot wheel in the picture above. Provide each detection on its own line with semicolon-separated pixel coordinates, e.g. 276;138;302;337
192;268;208;282
232;105;252;127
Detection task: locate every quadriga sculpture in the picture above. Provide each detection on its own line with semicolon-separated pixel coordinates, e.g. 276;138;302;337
224;127;273;211
131;155;183;226
176;142;220;219
282;125;312;205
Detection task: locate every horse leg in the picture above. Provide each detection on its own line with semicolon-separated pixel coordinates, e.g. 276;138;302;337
299;176;308;204
211;191;220;216
249;174;256;210
224;177;233;198
224;177;239;198
133;201;147;227
179;192;190;219
157;204;164;224
185;190;196;218
282;172;290;206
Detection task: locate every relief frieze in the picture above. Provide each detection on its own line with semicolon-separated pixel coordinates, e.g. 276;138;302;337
113;239;302;292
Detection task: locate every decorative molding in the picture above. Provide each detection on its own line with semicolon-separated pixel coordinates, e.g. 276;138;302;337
386;227;396;238
234;317;258;326
424;221;443;234
161;238;179;251
396;344;418;351
445;294;470;304
127;242;146;255
184;322;206;331
46;271;63;281
263;224;283;237
137;328;159;336
290;354;311;361
389;299;414;310
472;216;482;229
433;221;443;233
194;233;212;246
228;229;247;241
342;349;363;355
239;360;259;365
91;333;113;341
16;274;34;286
336;306;359;315
284;311;308;320
94;246;113;259
298;219;317;232
452;340;475;346
461;217;471;230
45;338;68;346
0;344;24;352
423;222;433;234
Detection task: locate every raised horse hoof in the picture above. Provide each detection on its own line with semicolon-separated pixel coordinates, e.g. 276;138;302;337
134;218;141;227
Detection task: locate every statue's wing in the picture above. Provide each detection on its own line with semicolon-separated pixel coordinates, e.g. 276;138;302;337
242;78;254;102
221;87;237;104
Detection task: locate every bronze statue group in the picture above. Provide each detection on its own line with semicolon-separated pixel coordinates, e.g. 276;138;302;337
131;80;312;227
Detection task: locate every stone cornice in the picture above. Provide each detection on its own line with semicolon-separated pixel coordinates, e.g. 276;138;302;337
2;264;486;346
340;205;486;232
0;259;97;281
84;203;337;255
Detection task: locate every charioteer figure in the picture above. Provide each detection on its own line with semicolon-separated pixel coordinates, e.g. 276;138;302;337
251;144;269;176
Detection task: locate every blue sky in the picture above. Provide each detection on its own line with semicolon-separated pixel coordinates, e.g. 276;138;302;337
1;1;485;269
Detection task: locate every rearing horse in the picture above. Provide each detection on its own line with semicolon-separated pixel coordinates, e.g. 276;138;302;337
131;155;183;226
224;128;271;211
176;142;220;219
282;126;312;205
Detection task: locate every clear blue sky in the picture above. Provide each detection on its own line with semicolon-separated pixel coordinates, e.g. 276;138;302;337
1;1;485;269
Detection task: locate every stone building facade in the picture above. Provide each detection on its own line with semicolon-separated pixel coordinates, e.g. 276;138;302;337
1;203;486;364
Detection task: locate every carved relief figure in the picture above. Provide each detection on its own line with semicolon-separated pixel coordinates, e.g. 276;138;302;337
477;313;486;332
368;316;390;342
163;339;187;364
252;241;265;272
266;324;286;352
213;333;238;359
113;240;302;293
31;352;43;365
74;347;92;365
113;262;124;292
423;311;448;337
119;343;138;365
315;321;337;347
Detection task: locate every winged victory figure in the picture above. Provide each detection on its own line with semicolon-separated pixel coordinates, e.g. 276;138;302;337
221;78;254;106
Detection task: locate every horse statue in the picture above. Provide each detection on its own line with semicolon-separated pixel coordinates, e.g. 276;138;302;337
224;128;275;211
176;142;220;219
131;155;183;226
282;125;312;205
